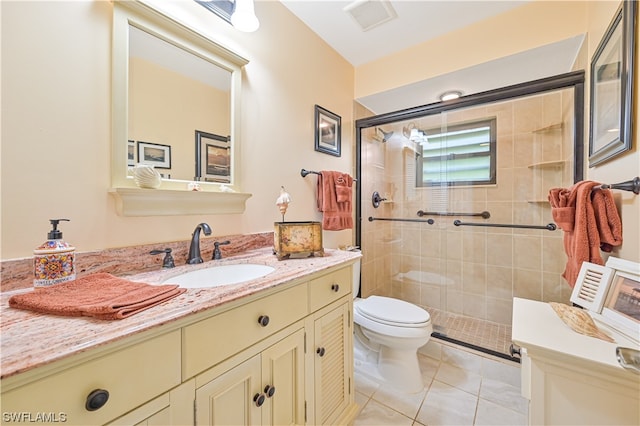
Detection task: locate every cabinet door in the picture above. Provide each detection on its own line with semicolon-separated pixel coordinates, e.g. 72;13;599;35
261;328;305;426
313;302;351;426
196;354;262;426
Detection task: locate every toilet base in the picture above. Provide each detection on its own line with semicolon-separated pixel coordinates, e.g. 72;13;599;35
378;345;425;393
354;327;425;394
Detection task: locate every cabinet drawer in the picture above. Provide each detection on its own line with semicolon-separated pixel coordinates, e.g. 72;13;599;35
308;266;351;313
183;284;308;378
1;330;181;426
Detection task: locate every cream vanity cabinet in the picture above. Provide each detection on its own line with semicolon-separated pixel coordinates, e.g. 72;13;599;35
0;263;357;426
186;282;308;426
1;330;183;426
190;265;356;426
512;297;640;426
306;268;354;425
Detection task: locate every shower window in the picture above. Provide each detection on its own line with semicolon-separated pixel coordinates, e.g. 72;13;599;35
416;118;496;187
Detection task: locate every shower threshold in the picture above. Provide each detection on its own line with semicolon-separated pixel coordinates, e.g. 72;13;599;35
427;308;520;363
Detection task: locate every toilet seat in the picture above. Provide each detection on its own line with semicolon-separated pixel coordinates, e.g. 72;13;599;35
355;296;431;328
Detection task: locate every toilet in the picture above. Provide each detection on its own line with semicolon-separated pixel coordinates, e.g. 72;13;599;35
352;259;433;393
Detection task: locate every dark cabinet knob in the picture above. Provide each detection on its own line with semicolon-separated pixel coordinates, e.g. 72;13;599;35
253;392;266;407
331;283;340;292
85;389;109;411
316;347;326;357
264;385;276;398
258;315;270;327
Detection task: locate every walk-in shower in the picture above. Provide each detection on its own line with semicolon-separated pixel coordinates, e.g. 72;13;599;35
355;71;585;359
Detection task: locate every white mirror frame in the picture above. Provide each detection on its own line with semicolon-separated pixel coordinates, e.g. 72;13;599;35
110;0;251;216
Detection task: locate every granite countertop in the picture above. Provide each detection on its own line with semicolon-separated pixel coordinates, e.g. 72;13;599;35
0;247;361;380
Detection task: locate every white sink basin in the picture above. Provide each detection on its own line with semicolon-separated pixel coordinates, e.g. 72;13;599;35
162;264;276;288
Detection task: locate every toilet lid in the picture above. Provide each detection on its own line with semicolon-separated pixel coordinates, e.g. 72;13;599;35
355;296;431;327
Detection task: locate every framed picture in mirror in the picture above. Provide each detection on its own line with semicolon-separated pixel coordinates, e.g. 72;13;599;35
127;140;135;166
195;130;230;183
314;105;341;157
588;1;636;167
137;141;171;169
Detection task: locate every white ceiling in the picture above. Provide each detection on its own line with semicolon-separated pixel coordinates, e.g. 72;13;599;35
280;0;532;67
280;0;585;114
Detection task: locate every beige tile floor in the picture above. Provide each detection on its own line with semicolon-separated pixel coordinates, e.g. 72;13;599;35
354;340;528;426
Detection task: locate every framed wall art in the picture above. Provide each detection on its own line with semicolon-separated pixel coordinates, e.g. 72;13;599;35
195;130;230;183
314;104;341;157
137;141;171;169
588;1;637;167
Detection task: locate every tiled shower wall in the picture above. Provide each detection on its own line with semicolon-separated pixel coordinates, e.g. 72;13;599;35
360;88;576;327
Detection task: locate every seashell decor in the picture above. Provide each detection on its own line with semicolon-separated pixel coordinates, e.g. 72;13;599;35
549;302;614;342
132;164;162;189
276;186;292;221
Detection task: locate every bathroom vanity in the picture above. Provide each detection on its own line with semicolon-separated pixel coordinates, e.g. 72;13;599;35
512;297;640;426
0;248;360;425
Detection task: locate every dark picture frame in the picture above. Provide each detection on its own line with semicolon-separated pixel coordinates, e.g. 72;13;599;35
195;130;231;183
127;140;135;166
589;1;637;167
314;105;341;157
137;141;171;169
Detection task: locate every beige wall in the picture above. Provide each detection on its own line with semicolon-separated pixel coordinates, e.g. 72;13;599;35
0;0;355;259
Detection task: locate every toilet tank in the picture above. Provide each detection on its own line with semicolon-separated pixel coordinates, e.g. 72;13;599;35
352;257;361;298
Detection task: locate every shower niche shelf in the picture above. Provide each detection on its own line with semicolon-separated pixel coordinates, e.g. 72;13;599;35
531;123;563;134
527;160;566;169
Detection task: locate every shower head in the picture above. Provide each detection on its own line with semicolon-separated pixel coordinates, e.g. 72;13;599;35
376;127;394;142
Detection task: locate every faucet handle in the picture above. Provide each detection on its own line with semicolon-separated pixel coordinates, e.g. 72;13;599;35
212;240;231;260
150;248;175;268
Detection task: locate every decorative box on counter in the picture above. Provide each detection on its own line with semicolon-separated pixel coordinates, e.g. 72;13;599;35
274;221;324;260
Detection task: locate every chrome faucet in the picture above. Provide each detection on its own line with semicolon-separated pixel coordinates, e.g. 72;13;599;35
187;223;212;264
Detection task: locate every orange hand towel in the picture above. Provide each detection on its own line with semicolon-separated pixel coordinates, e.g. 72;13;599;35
8;273;185;320
548;181;622;287
317;171;353;231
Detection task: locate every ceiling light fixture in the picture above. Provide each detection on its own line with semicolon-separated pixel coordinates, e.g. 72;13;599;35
231;0;260;32
439;90;463;102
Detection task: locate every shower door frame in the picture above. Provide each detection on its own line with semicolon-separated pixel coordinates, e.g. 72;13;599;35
354;70;585;249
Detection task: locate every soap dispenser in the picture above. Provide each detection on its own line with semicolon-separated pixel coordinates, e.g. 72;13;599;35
33;219;76;288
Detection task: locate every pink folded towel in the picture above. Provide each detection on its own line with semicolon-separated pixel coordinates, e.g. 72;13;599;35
317;171;353;231
8;273;185;320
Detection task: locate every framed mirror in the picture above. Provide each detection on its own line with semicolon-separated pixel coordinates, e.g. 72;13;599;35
112;1;248;193
588;1;636;167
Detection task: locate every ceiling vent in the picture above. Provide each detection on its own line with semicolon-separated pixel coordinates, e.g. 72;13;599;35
344;0;397;32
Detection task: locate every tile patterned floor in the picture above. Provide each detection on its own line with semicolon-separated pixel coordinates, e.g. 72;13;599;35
354;340;528;426
427;308;513;356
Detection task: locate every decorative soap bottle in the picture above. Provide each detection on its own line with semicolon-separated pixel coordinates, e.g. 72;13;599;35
33;219;76;288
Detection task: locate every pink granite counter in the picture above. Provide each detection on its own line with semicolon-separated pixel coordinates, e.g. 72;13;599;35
0;248;360;380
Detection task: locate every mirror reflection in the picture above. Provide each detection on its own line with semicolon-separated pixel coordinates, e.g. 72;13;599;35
128;25;231;181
